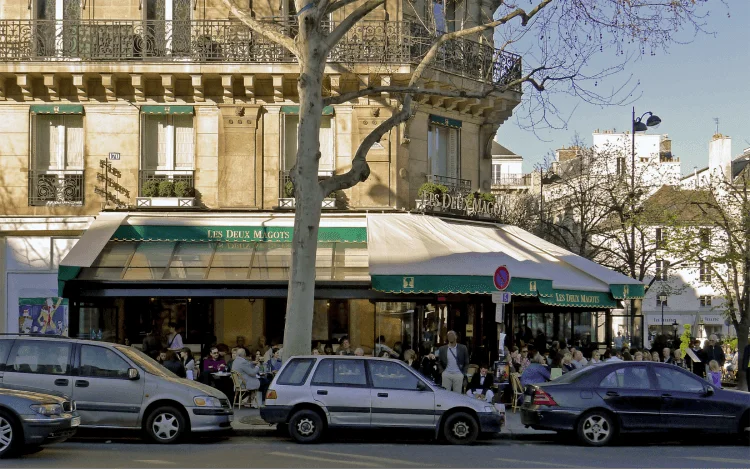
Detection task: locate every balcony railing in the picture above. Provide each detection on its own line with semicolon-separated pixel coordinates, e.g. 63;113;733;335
278;170;336;208
492;173;531;187
427;174;472;195
0;19;522;89
138;169;194;196
28;170;84;206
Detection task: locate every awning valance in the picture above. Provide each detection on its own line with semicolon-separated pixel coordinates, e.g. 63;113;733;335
30;104;84;115
367;214;643;307
141;105;194;115
281;105;334;115
429;114;462;128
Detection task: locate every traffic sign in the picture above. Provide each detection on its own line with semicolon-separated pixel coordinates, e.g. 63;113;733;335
493;265;511;290
492;292;511;304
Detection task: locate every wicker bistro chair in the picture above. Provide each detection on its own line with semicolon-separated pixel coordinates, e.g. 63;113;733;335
230;371;251;409
510;372;523;413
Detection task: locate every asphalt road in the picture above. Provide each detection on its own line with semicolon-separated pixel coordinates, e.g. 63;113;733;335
7;429;750;468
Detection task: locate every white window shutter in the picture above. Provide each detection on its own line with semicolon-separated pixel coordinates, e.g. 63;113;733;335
64;115;84;169
173;114;194;169
318;117;334;173
142;115;163;170
447;128;458;180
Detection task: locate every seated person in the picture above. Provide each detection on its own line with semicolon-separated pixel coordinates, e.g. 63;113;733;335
466;364;495;403
520;353;551;388
162;350;186;378
268;348;282;373
202;347;227;373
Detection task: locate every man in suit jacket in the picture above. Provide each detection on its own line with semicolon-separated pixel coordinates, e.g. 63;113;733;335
466;364;495;403
704;335;726;366
435;330;469;394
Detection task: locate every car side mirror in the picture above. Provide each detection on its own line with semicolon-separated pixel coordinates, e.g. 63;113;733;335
128;368;140;380
704;386;714;397
417;380;428;391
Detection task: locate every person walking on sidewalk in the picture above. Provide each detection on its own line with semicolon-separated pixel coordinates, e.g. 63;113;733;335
435;331;469;393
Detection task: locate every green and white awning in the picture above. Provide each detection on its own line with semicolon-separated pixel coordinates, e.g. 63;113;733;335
367;214;644;308
30;104;84;115
141;105;194;115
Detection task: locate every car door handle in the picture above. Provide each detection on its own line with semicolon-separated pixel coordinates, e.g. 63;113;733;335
316;390;328;395
661;393;672;398
75;380;89;388
377;392;389;398
606;391;620;397
54;379;69;386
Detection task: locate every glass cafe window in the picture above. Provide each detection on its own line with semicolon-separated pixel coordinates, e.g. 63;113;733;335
375;302;417;357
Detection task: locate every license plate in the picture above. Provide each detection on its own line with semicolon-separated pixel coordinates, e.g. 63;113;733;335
71;417;81;427
228;414;234;422
523;395;531;404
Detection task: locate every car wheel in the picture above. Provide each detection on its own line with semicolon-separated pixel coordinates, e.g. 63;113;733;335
288;409;324;444
443;412;479;445
145;406;185;444
0;411;19;459
577;411;616;446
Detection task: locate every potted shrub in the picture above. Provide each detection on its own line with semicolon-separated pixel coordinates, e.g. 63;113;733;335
158;181;175;197
284;180;295;198
417;182;449;211
142;180;159;198
174;181;195;198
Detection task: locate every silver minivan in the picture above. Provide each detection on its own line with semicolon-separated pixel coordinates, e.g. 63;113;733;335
261;355;505;444
0;336;232;443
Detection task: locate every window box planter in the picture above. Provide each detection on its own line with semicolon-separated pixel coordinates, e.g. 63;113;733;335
277;198;337;209
136;197;195;208
322;198;336;209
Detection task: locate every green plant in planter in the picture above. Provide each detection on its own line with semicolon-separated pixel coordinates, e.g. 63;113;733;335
142;180;160;197
418;182;449;197
158;180;175;197
284;180;295;198
464;192;496;207
174;181;194;197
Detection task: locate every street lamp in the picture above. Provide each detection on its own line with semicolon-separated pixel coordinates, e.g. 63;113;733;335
630;107;662;346
658;291;668;336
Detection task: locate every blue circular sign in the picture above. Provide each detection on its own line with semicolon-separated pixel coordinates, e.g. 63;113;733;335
494;266;511;290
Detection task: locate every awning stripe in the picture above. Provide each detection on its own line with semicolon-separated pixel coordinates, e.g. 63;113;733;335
30;104;84;115
429;114;462;128
111;225;366;243
141;105;194;115
281;105;334;115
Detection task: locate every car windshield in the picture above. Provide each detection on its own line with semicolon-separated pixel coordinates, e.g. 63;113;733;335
115;345;175;378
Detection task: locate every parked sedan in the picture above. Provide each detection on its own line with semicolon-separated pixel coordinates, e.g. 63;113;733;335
0;386;79;458
521;361;750;446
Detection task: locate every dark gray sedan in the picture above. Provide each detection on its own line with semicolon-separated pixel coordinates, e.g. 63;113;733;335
0;386;79;458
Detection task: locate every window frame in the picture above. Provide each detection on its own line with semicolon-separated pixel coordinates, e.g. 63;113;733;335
365;360;430;392
78;344;132;380
655;259;669;281
7;339;73;376
310;358;370;388
699;295;712;307
31;114;85;172
276;357;316;386
282;113;335;176
699;260;712;283
427;123;460;180
140;113;196;172
653;365;706;394
699;228;710;248
598;366;652;390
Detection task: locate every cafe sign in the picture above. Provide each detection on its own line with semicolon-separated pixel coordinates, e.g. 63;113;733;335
421;192;504;219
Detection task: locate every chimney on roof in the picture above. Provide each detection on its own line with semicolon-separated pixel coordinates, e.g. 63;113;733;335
709;134;731;181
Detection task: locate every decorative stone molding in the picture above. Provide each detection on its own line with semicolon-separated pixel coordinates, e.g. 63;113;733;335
72;74;88;102
379;75;391;102
221;75;233;104
329;74;341;97
242;75;255;103
131;74;145;102
459;98;479;114
191;74;204;102
17;75;32;102
43;74;60;101
101;74;116;102
272;75;284;102
161;74;175;102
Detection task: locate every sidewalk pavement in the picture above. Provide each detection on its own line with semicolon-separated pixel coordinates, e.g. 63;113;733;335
230;406;554;439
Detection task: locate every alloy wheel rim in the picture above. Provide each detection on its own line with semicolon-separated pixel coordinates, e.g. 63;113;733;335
582;415;610;443
452;420;470;439
0;417;12;452
152;413;179;440
296;418;315;436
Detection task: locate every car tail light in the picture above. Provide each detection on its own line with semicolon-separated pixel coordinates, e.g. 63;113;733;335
533;389;558;406
266;389;277;400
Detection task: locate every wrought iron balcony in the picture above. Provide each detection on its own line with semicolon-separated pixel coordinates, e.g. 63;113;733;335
138;169;194;197
426;174;472;194
28;170;84;206
492;173;531;186
0;19;522;89
278;170;336;208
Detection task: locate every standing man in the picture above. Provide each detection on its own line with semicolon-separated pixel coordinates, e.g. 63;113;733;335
436;331;469;394
614;331;623;350
704;335;726;367
166;322;184;351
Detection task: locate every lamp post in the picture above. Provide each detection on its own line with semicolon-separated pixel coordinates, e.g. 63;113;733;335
658;291;668;337
672;320;679;348
630;107;662;346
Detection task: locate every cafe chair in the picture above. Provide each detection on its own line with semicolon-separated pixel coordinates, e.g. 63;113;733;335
230;371;251;409
510;373;523;413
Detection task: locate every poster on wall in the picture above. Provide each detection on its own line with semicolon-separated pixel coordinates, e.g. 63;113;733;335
19;297;69;336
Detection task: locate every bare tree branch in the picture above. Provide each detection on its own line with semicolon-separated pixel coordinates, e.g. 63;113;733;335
325;0;385;51
221;0;298;55
319;96;412;195
325;0;360;14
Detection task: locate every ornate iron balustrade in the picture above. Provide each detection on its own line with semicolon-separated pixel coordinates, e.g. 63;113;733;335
0;19;521;89
427;174;472;194
139;169;194;196
492;173;530;186
28;170;84;206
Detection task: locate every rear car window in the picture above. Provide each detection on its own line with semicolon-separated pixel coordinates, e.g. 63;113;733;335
277;358;315;385
0;340;13;369
311;359;368;386
8;340;72;375
599;367;650;389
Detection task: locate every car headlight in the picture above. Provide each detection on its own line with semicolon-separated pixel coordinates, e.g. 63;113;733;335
30;404;63;416
193;396;222;407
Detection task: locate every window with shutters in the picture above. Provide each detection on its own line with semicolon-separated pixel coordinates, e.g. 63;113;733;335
283;115;334;176
699;296;712;307
428;124;460;181
140;114;194;196
655;260;669;280
699;260;711;283
29;114;84;206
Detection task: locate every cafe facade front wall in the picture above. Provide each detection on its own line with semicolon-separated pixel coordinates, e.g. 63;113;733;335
57;212;645;361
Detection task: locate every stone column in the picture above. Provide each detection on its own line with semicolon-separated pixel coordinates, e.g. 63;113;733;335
219;105;261;208
195;106;220;207
333;105;354;203
262;107;282;209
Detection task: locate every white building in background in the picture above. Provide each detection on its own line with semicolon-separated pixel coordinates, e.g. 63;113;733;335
490;141;534;193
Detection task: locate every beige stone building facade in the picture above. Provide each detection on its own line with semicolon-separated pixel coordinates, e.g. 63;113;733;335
0;0;522;354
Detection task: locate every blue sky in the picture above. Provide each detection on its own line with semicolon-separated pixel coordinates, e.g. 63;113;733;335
497;3;750;175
